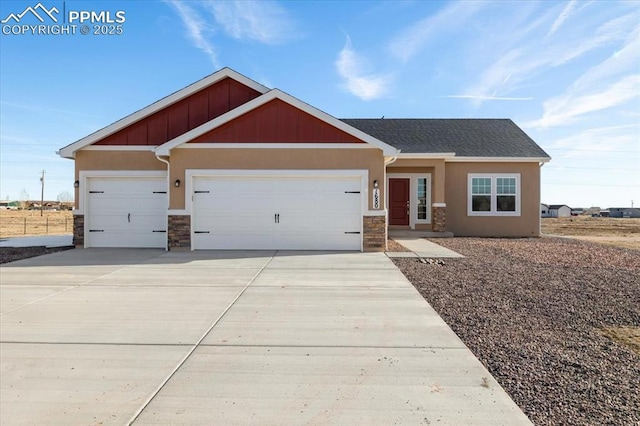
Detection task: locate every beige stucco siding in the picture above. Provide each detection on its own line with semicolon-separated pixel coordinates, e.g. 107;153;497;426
74;151;166;209
445;162;541;237
387;159;446;203
169;148;385;210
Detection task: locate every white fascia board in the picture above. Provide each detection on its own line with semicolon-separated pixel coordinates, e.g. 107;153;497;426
176;143;374;150
447;156;551;163
82;146;158;152
155;89;400;156
397;153;456;159
57;68;270;159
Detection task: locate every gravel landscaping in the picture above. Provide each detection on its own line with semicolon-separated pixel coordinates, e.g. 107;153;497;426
0;246;73;264
393;237;640;425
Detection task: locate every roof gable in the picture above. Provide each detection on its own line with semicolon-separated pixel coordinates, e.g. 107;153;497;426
58;68;269;158
155;90;398;156
189;99;364;144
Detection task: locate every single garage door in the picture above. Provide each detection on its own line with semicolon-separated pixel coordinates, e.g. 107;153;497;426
86;177;167;248
192;175;362;250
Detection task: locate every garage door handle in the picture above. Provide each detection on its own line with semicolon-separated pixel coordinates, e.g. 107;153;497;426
89;229;104;232
194;190;210;194
153;191;167;194
128;213;131;223
194;231;210;234
344;231;361;234
345;191;360;194
89;191;104;194
152;230;166;233
275;213;280;223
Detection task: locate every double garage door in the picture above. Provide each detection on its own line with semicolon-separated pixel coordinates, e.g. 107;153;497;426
192;175;363;250
85;174;363;250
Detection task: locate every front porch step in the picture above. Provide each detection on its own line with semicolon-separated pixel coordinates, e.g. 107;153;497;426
388;230;454;238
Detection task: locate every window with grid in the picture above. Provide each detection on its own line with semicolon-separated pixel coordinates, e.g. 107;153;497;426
468;174;520;216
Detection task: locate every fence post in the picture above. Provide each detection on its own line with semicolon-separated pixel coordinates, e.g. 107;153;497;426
24;217;26;235
46;217;49;234
65;218;68;232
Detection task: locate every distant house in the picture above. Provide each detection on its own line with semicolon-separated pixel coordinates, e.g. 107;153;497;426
548;204;571;218
608;208;640;218
571;208;584;216
541;203;550;218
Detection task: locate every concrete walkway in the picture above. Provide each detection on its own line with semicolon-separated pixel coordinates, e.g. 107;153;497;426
0;249;528;425
0;234;72;248
388;238;465;258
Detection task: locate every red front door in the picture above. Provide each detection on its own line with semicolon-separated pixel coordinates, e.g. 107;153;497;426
389;178;410;225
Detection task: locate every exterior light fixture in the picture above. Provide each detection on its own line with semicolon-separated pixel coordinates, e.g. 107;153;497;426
373;180;379;188
174;179;181;188
74;180;79;188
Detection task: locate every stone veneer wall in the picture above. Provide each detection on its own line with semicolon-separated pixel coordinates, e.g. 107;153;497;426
73;215;84;246
363;215;386;252
168;215;191;249
432;206;446;232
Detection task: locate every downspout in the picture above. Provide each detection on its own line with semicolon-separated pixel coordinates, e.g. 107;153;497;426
155;153;170;251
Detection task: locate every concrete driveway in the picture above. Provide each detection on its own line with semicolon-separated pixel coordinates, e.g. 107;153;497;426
0;249;530;425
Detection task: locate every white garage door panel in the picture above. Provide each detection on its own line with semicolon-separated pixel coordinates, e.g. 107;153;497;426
193;175;362;250
87;177;167;248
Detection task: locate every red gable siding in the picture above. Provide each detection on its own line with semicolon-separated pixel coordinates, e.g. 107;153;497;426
95;78;261;146
189;99;365;144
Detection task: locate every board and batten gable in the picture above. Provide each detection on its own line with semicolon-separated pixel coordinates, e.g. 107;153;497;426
94;78;262;146
188;99;365;144
445;162;541;237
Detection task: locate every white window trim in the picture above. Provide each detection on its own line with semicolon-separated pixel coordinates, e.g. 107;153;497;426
386;173;432;228
467;173;520;217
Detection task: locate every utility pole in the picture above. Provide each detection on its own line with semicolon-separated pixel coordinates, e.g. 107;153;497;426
40;170;45;217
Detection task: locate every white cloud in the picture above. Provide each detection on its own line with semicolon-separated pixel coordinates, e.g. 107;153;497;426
164;0;219;68
463;6;639;106
205;0;299;44
547;0;577;37
387;1;486;62
529;75;640;128
445;95;533;101
335;37;392;101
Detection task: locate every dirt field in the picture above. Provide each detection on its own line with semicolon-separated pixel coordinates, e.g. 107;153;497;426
0;210;73;238
542;216;640;250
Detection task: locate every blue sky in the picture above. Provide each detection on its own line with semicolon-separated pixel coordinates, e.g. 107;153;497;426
1;0;638;208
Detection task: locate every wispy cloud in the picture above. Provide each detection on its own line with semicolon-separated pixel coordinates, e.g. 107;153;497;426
164;0;219;68
528;75;640;128
464;5;639;106
546;123;640;159
387;1;486;62
547;0;577;37
445;95;533;101
205;0;299;44
335;37;392;101
164;0;300;66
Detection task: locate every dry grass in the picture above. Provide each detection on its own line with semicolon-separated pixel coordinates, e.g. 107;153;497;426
0;210;73;238
542;217;640;250
600;326;640;356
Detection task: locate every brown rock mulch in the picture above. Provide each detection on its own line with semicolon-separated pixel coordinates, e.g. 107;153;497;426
0;246;73;264
393;237;640;425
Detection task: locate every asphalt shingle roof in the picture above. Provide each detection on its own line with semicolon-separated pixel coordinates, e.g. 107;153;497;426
341;118;550;158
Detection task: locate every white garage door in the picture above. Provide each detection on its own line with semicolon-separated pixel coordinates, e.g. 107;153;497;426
192;175;362;250
86;177;167;248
